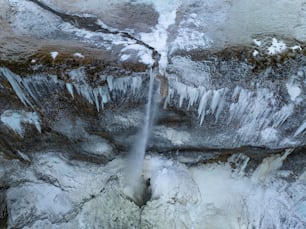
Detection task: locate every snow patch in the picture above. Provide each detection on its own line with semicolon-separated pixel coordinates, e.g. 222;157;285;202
154;127;191;145
253;39;262;46
121;44;154;66
260;127;278;143
286;82;301;101
50;51;59;60
267;38;287;55
73;52;84;58
252;50;259;57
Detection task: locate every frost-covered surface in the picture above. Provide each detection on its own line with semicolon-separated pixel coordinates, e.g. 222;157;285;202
0;1;306;228
2;151;306;229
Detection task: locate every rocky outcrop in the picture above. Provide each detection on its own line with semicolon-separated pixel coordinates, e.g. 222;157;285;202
1;0;306;228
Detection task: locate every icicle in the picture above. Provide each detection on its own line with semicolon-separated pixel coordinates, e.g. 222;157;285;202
21;79;40;104
252;149;294;183
294;120;306;137
0;110;41;136
0;68;32;107
187;87;200;110
80;85;94;104
93;88;100;111
198;90;212;125
100;86;110;109
272;104;294;128
210;89;222;115
131;77;142;94
232;86;241;100
107;76;114;91
215;97;225;122
66;83;74;98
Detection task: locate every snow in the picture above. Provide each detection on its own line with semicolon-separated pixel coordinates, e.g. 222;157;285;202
267;38;287;55
253;39;262;46
141;153;306;229
290;45;302;51
73;52;84;58
286;82;301;101
120;54;131;61
171;13;213;52
121;44;154;66
4;150;306;228
50;51;59;60
154;127;191;146
260;127;278;143
252;50;259;57
0;110;41;136
138;0;181;72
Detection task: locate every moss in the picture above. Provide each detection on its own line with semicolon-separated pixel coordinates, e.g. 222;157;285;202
172;43;306;73
0;45;149;77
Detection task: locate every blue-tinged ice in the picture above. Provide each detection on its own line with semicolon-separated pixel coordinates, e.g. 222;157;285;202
294;120;306;137
198;90;212;126
66;83;74;98
0;110;41;136
0;68;32;107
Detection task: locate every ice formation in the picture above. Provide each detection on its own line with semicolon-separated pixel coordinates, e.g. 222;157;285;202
0;110;41;136
294;120;306;137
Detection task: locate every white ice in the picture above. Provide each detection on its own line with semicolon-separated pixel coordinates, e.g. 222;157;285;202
294;120;306;137
121;44;154;66
140;152;306;229
0;68;32;107
0;110;41;136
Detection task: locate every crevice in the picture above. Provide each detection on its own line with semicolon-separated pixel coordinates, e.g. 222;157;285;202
27;0;161;70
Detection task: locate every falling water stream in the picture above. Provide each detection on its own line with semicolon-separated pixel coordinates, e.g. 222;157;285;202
124;69;157;205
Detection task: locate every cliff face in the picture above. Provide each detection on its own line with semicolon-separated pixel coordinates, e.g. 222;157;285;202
1;0;306;228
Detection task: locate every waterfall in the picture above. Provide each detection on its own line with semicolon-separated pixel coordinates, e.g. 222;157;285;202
123;69;157;205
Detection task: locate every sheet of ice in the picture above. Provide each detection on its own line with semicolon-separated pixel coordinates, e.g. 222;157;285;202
0;110;41;136
170;13;213;53
140;153;306;229
7;183;72;227
143;156;200;204
121;44;154;66
59;22;135;49
138;0;181;72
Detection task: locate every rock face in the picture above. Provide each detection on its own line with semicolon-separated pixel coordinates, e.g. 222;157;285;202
0;0;306;228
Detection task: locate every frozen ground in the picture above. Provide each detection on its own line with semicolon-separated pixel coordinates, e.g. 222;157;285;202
0;0;306;228
2;151;305;229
